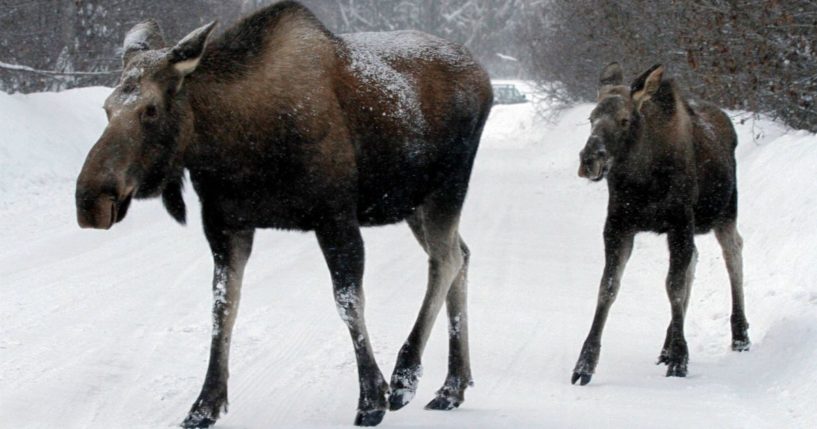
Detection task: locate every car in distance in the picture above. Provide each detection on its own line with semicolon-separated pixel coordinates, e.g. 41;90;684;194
492;83;528;105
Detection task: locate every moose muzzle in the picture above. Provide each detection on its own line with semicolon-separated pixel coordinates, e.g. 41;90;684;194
75;185;134;230
578;136;609;181
75;129;138;229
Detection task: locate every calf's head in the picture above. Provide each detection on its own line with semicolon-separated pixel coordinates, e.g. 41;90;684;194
578;62;664;181
75;20;216;229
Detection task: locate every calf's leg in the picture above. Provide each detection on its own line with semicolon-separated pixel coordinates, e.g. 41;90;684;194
659;246;697;364
572;221;634;385
661;225;695;377
715;221;750;351
389;206;465;410
316;218;388;427
183;228;254;428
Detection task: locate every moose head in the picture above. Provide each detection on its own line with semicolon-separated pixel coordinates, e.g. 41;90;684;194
578;62;664;181
75;20;216;229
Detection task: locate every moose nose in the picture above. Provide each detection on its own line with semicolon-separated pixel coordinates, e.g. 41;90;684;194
75;182;119;230
585;136;607;158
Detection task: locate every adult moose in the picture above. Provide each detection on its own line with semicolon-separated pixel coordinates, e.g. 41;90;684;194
75;2;492;427
572;63;749;385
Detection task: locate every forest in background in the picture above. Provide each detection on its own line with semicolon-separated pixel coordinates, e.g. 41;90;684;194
1;0;815;131
521;0;817;132
0;0;527;93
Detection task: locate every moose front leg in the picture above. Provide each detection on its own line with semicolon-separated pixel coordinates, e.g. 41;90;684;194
316;219;388;427
182;228;254;429
660;225;695;377
572;221;634;385
658;246;697;364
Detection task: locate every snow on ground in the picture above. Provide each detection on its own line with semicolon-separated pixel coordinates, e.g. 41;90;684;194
1;85;815;428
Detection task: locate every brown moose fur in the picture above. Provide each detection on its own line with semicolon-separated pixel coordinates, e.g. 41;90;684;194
572;63;749;386
75;2;492;427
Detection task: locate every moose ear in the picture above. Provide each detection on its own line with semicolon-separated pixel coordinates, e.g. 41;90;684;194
642;65;665;95
599;62;624;87
169;21;217;76
123;20;166;66
631;64;664;108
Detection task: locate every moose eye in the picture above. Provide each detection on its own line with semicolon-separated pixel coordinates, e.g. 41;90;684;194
620;118;629;127
143;104;158;121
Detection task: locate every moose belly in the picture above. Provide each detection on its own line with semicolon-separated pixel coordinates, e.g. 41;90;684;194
355;163;437;226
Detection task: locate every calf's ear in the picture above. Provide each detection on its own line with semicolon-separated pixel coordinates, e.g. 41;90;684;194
169;21;217;76
122;20;166;66
599;62;624;87
631;64;664;109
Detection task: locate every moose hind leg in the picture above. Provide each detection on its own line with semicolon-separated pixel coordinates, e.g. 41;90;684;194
316;219;388;427
715;221;750;351
426;237;473;411
389;207;464;411
183;228;254;429
406;214;473;410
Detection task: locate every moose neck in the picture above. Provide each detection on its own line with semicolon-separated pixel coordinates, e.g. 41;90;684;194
178;3;335;176
175;6;339;192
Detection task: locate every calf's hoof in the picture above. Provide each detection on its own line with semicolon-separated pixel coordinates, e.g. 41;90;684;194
388;364;423;411
731;338;751;352
657;337;688;378
571;342;599;386
665;362;688;377
354;409;386;427
656;348;670;365
181;414;216;429
182;390;227;428
658;352;688;377
571;371;592;386
731;316;750;351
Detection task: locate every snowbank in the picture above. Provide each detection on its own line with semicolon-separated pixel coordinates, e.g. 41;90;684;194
0;87;110;195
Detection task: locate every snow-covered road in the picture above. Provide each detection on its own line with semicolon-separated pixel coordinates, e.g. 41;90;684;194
1;86;815;428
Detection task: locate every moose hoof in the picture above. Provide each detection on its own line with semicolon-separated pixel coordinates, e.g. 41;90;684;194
656;349;670;365
665;362;688;378
181;392;226;429
425;395;461;411
181;412;217;429
388;365;422;411
354;409;386;427
731;338;751;352
571;371;592;386
425;380;467;411
572;343;599;386
388;388;414;411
